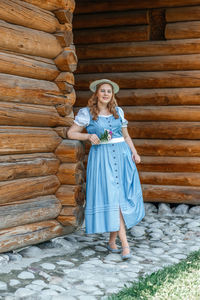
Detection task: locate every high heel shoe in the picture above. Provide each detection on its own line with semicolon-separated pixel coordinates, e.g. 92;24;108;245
107;242;121;253
121;246;131;260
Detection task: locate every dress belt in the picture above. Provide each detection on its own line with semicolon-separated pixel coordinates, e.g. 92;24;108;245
100;137;124;144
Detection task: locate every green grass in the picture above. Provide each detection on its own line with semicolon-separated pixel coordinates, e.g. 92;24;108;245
109;250;200;300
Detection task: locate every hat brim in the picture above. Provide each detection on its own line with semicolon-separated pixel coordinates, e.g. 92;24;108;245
89;79;119;94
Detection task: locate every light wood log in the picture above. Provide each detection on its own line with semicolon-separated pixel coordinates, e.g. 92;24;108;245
76;39;200;59
142;184;200;205
123;106;200;122
55;72;74;84
55;140;85;163
56;185;85;206
76;54;200;73
76;87;200;107
60;205;83;215
57;215;81;226
0;101;73;127
0;127;61;154
0;51;59;81
75;71;200;89
0;73;68;106
166;21;200;40
57;205;84;226
0;20;62;58
0;175;60;205
166;6;200;22
54;126;69;138
0;153;59;181
54;9;73;24
65;88;76;105
55;103;73;117
0;0;62;33
0;220;63;253
75;0;200;14
0;195;61;230
140;172;200;187
57;162;85;185
138;157;200;173
128;122;200;140
55;48;77;72
54;29;73;47
73;10;149;29
23;0;75;12
74;25;150;44
133;139;200;157
56;82;73;93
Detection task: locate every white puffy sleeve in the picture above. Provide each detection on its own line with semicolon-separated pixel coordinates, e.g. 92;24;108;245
74;107;90;127
117;107;128;127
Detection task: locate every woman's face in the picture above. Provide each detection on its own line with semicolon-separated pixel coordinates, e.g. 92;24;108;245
97;83;113;105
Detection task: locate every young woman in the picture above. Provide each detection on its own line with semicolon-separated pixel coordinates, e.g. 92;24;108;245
68;79;145;260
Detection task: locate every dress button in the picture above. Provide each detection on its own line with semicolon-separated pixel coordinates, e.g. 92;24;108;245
115;169;117;172
112;144;114;146
116;176;118;178
113;156;116;159
113;150;115;152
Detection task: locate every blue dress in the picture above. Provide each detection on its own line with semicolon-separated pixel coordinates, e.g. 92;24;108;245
74;106;145;234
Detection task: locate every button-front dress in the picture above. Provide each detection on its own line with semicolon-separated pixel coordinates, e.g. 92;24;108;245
74;106;145;234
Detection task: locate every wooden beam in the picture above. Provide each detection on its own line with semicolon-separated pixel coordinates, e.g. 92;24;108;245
55;140;85;163
0;220;63;253
0;127;61;155
56;185;85;206
166;6;200;22
142;184;200;205
74;25;150;44
166;21;200;40
55;48;77;72
57;162;85;185
54;9;73;24
75;88;200;107
0;196;61;230
0;0;62;33
76;39;200;59
0;153;59;181
0;20;62;59
73;10;149;29
22;0;75;12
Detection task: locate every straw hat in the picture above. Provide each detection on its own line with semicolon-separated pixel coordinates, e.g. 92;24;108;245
89;79;119;94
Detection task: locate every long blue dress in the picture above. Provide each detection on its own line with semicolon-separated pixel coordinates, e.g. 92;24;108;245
74;106;145;234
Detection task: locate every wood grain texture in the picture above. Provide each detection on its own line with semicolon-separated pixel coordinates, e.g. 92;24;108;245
55;140;85;163
166;21;200;40
56;185;85;206
23;0;75;12
57;162;85;185
166;6;200;22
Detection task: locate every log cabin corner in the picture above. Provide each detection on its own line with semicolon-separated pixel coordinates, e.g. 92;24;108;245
0;0;200;253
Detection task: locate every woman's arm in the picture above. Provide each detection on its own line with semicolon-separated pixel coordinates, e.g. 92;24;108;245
67;123;100;144
122;127;141;163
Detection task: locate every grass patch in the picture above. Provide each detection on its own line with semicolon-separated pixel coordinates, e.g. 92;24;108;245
109;250;200;300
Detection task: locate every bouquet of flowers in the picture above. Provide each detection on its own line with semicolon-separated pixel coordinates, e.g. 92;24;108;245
100;129;113;142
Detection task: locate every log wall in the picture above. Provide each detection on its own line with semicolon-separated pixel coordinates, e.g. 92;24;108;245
74;0;200;206
0;0;84;253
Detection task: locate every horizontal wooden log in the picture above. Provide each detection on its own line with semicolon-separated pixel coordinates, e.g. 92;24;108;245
57;215;81;226
65;88;76;106
0;153;59;181
23;0;75;12
134;139;200;157
0;195;61;230
140;172;200;186
166;6;200;22
166;21;200;40
75;71;200;89
0;20;62;59
76;54;200;73
0;73;69;106
0;220;63;253
56;185;85;206
55;103;73;117
0;127;61;154
0;51;59;81
55;48;78;72
138;157;200;172
54;126;69;138
57;205;84;226
54;29;73;48
75;88;200;107
55;140;85;163
123;106;200;122
57;162;85;185
142;184;200;205
0;0;62;33
128;122;200;140
0;101;73;127
75;0;200;14
55;72;74;84
76;39;200;59
54;9;73;24
0;175;60;205
60;205;83;215
74;25;150;44
73;10;149;29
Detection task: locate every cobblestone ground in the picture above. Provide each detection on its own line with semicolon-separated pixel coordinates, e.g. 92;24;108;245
0;203;200;300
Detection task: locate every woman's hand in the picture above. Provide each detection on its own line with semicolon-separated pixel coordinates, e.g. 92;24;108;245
132;152;141;164
88;134;100;145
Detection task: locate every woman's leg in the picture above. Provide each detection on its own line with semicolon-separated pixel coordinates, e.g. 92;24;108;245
109;231;118;249
118;209;130;255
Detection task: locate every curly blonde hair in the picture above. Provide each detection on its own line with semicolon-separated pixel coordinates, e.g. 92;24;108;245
87;83;119;120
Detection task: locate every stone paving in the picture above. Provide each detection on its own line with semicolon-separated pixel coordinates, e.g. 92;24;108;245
0;203;200;300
